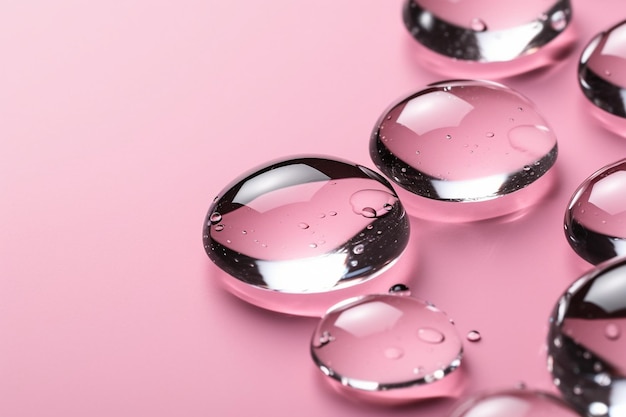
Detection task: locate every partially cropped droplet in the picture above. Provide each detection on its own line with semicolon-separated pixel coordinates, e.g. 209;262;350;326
564;159;626;264
311;294;463;403
389;283;411;295
547;256;626;417
449;389;581;417
371;80;557;221
466;330;482;342
579;20;626;135
402;0;574;78
203;157;410;316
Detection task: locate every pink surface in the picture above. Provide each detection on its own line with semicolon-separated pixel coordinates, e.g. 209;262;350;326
3;1;626;416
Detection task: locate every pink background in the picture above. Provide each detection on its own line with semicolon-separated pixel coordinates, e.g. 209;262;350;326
2;1;625;416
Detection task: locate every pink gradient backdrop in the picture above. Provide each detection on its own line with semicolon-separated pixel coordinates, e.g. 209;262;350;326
1;1;625;416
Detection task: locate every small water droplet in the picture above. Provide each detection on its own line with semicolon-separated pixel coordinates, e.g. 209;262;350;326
594;372;612;387
466;330;481;342
486;132;495;138
328;211;337;216
353;244;365;254
550;10;567;31
605;323;620;340
384;346;404;360
573;385;583;395
349;260;358;267
214;224;224;232
470;18;487;32
309;243;317;248
417;327;445;344
389;283;411;295
298;222;309;229
445;134;452;140
241;230;247;235
589;402;609;416
209;212;222;223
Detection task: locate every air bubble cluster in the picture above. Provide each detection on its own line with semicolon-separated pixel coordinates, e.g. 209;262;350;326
203;157;410;315
548;256;626;417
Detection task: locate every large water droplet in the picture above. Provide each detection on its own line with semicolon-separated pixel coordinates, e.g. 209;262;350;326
370;80;557;221
310;294;462;402
564;159;626;264
203;157;411;316
449;389;581;417
402;0;574;77
579;20;626;135
547;256;626;416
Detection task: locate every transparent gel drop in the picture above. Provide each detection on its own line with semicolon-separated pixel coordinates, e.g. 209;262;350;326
547;256;626;417
311;294;463;403
203;157;410;316
370;80;557;221
579;20;626;135
449;389;580;417
564;159;626;264
402;0;574;78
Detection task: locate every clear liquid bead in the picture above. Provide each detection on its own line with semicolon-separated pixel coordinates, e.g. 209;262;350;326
547;256;626;417
565;159;626;264
449;389;580;417
203;157;410;316
402;0;574;78
310;294;463;403
370;80;557;222
579;20;626;136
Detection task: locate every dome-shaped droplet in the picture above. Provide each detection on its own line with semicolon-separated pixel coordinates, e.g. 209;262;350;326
311;294;462;403
564;159;626;264
370;80;557;221
203;157;410;316
389;283;411;295
466;330;482;342
402;0;574;78
449;389;580;417
579;20;626;135
547;256;626;417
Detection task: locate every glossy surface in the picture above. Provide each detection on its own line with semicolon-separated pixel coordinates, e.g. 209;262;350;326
547;257;626;417
579;20;626;135
311;293;463;403
565;159;626;264
203;157;410;315
370;80;557;221
403;0;575;78
449;389;580;417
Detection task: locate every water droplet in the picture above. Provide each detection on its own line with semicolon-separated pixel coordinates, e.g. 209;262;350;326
402;0;573;77
589;402;609;416
564;159;626;264
384;346;404;360
349;260;358;267
605;323;621;340
417;327;445;344
311;294;462;401
550;10;567;31
389;283;411;295
371;80;557;221
449;389;581;417
361;207;377;218
579;21;626;134
466;330;481;342
353;244;364;255
203;157;411;316
209;212;222;223
470;17;487;32
548;256;626;416
445;134;452;140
